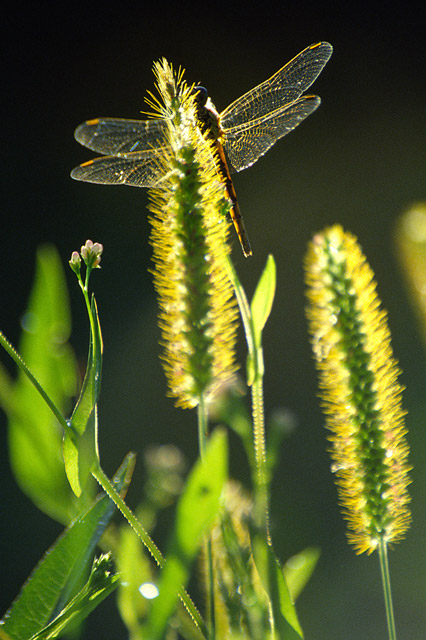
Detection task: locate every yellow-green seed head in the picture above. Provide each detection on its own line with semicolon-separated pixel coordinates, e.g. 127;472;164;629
395;203;426;347
305;225;411;554
147;59;238;409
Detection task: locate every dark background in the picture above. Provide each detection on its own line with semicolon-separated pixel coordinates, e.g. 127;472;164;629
1;1;425;638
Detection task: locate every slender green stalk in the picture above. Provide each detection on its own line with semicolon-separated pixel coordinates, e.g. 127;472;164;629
378;538;397;640
0;330;75;442
225;257;270;539
251;377;269;541
205;536;215;640
198;392;208;460
225;257;255;355
82;280;98;353
92;463;208;637
197;394;216;640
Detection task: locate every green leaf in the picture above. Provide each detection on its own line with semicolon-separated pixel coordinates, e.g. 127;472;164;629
6;245;82;523
1;456;133;640
70;296;103;435
283;547;320;601
251;534;303;640
63;296;103;496
145;429;228;640
250;254;276;349
29;554;119;640
246;254;276;385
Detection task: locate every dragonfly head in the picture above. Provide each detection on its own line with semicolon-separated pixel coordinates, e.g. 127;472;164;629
192;85;208;106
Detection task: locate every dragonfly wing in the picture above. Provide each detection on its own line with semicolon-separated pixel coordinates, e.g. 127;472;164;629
74;117;168;154
224;95;320;172
71;149;167;188
221;42;332;131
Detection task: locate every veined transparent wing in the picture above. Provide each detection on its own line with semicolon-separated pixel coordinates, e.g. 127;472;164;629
74;117;168;155
221;41;332;172
70;149;166;187
71;117;169;186
221;42;332;129
71;43;332;190
223;94;321;172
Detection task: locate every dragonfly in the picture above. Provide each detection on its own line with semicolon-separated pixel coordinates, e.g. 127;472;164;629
71;41;333;257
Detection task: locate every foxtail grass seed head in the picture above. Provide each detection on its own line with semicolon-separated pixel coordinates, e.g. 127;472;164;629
147;59;238;409
305;225;411;554
395;203;426;346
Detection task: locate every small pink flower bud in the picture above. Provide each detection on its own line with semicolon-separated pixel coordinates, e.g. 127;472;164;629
81;239;103;267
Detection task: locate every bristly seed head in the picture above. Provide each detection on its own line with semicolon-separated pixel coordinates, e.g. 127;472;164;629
305;225;411;554
147;59;239;409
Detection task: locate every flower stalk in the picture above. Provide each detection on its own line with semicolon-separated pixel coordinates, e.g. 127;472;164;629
225;256;270;538
146;60;243;639
305;225;411;638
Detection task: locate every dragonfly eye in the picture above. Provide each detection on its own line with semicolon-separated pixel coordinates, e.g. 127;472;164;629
192;85;208;106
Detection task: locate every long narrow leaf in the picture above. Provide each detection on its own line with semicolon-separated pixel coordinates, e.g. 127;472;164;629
283;547;320;601
245;254;276;385
251;534;303;640
250;254;276;349
1;455;133;640
29;554;119;640
70;296;103;435
63;296;103;496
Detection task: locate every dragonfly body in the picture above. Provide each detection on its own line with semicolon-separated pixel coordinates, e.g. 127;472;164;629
193;85;252;256
72;42;333;256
